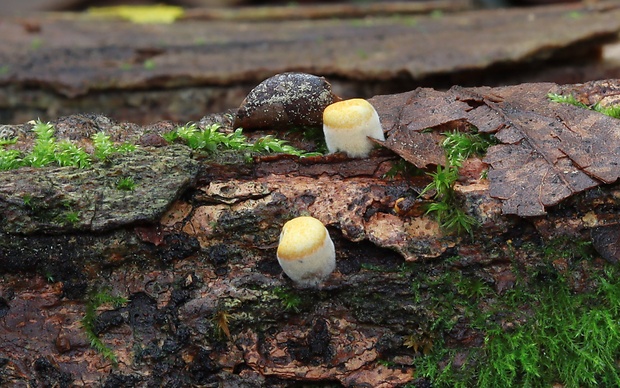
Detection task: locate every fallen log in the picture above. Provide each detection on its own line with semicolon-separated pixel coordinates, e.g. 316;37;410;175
1;79;620;386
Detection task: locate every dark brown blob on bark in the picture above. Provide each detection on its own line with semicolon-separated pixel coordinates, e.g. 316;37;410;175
233;72;340;131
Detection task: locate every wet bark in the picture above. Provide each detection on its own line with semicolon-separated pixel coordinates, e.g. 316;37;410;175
1;79;620;386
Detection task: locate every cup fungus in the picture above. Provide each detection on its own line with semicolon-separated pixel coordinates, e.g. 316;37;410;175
276;216;336;287
322;98;385;158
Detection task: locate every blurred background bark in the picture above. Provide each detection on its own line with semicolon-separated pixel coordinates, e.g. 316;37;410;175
0;0;581;16
0;0;616;125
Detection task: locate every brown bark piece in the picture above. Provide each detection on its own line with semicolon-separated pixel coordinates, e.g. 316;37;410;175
480;83;620;216
371;88;463;168
183;1;472;21
186;171;454;261
374;81;620;216
240;316;413;387
590;225;620;263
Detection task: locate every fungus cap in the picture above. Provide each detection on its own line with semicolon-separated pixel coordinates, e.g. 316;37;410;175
277;216;336;287
322;98;385;158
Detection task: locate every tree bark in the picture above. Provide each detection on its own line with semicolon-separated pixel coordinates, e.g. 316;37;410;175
2;79;620;387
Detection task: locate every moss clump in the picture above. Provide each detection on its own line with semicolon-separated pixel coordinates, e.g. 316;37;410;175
163;122;321;157
477;271;620;387
411;238;620;387
0;120;135;171
116;176;136;191
0;120;317;172
92;132;136;161
548;92;620;119
420;128;496;236
81;289;129;365
273;286;303;313
441;130;495;168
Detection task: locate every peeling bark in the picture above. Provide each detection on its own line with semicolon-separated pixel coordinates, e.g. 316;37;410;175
2;79;620;386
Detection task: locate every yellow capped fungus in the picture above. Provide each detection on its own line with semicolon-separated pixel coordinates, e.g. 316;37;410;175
276;216;336;287
322;98;385;158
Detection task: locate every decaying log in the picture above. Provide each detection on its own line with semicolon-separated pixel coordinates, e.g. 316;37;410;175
2;79;620;386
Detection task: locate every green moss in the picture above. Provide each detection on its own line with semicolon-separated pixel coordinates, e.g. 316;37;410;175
566;11;583;19
418;128;496;236
30;37;43;50
22;194;33;208
165;122;320;157
548;93;589;109
479;279;620;387
0;137;17;146
548;92;620;119
420;165;459;198
23;120;57;167
541;236;593;261
116;176;136;191
92;132;136;161
356;49;369;59
477;273;620;387
143;59;156;70
0;148;21;170
349;19;373;27
411;238;620;387
252;134;320;156
594;104;620;119
0;120;135;170
430;9;444;19
64;210;80;224
442;130;495;168
273;286;302;313
0;120;317;172
55;140;92;168
360;263;393;272
421;165;475;236
43;270;55;283
456;276;492;299
81;289;129;365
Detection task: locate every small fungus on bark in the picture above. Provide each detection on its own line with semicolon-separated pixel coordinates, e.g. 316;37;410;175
322;98;385;158
276;216;336;287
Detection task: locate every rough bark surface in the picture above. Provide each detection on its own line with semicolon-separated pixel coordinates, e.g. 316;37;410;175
0;146;197;233
2;79;620;386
